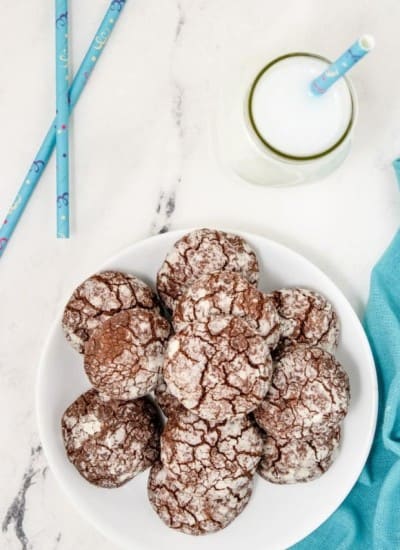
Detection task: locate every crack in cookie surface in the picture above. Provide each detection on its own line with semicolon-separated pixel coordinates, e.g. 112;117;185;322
258;427;340;483
163;316;272;421
148;462;252;535
62;271;159;353
84;308;171;400
161;409;263;487
173;271;280;348
157;229;259;312
154;376;184;418
254;346;349;440
62;390;162;488
271;288;339;355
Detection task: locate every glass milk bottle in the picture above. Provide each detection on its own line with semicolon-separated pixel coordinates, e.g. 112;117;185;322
216;52;359;187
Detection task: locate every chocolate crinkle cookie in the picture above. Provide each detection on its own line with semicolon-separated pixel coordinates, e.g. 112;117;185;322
148;462;252;535
84;308;171;400
258;427;340;484
62;390;162;488
163;316;272;422
157;229;260;312
173;271;280;348
271;288;339;355
62;271;159;353
154;376;183;418
254;346;350;440
160;409;263;488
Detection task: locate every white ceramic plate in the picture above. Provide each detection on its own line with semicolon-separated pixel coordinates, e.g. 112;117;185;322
36;230;378;550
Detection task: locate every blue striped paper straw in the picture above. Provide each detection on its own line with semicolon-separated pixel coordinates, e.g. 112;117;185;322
56;0;70;239
0;0;127;258
311;35;375;95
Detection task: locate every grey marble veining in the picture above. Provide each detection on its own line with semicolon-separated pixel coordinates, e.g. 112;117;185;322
2;446;46;550
150;188;177;235
172;82;184;139
150;2;185;236
174;1;185;41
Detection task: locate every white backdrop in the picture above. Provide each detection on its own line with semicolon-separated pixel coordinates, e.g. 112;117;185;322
0;1;398;548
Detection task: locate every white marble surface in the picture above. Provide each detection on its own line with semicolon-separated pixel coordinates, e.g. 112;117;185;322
0;0;399;548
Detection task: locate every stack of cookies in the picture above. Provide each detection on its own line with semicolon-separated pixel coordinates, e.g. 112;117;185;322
254;288;350;484
61;271;169;488
59;229;350;536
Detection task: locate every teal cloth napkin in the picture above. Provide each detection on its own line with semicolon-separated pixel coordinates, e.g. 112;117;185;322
292;166;400;550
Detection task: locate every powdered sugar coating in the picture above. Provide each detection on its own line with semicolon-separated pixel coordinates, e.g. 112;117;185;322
271;288;339;355
84;308;171;400
258;428;340;484
62;390;162;488
62;271;159;353
157;229;259;312
148;462;252;535
254;346;350;440
173;271;280;348
161;409;263;488
163;316;272;421
154;377;183;418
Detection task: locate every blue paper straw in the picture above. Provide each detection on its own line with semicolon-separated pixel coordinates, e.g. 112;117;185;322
0;0;127;258
311;35;375;96
56;0;70;239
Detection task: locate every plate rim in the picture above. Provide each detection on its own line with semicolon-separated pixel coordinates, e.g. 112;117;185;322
36;228;378;550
